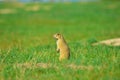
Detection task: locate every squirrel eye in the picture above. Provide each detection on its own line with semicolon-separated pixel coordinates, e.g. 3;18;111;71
57;33;60;35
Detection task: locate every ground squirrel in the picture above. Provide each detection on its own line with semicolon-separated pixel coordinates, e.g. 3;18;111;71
53;33;70;61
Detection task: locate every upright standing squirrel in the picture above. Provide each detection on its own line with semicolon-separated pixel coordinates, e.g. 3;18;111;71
53;33;70;61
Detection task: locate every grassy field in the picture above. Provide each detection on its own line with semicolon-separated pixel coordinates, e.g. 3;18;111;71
0;1;120;80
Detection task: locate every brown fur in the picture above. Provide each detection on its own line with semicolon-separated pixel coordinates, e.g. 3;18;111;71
53;33;70;61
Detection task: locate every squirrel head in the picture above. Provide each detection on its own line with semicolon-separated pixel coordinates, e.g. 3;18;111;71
53;33;63;40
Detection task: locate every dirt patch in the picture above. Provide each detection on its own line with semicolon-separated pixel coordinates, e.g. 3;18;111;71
25;5;40;11
0;9;16;14
36;63;52;68
16;62;57;69
107;4;117;9
92;38;120;46
15;62;95;71
66;63;94;71
13;3;25;8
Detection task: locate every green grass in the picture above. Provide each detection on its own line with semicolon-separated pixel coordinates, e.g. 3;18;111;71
0;2;120;80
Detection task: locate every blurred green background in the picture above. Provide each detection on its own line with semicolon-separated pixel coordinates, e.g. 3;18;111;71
0;0;120;80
